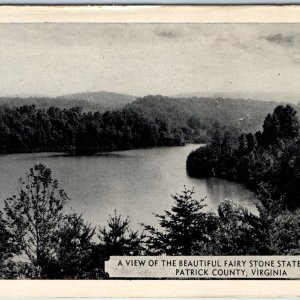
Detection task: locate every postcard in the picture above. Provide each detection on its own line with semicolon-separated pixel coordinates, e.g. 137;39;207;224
0;5;300;297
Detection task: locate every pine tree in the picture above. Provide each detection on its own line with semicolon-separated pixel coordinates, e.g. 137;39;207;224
98;210;144;256
144;187;214;255
262;105;299;145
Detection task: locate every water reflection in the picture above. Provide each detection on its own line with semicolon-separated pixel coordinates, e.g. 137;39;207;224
205;177;258;214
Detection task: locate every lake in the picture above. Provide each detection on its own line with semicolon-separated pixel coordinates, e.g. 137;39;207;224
0;144;258;229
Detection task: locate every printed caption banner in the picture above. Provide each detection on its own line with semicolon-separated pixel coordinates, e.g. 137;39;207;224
105;256;300;278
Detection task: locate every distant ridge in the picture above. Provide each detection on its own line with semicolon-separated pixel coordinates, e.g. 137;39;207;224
126;94;284;134
60;91;137;109
174;91;300;104
0;91;137;112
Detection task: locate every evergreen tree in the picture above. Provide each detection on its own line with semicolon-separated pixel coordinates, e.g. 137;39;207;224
98;210;144;256
262;105;299;145
144;188;214;255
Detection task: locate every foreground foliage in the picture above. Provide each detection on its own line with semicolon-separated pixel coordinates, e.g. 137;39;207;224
144;187;299;256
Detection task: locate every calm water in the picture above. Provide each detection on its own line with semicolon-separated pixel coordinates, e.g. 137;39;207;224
0;144;258;228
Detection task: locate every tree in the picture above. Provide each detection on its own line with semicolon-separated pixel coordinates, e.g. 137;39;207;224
238;134;248;156
55;213;107;279
262;105;299;145
213;200;269;255
246;133;257;152
269;210;300;254
98;210;144;256
144;187;216;255
286;164;300;209
4;164;69;278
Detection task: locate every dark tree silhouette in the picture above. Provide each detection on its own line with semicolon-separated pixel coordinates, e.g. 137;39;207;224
262;105;299;145
144;188;217;255
98;210;145;256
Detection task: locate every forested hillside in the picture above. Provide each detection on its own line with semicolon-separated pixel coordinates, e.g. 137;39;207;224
127;95;282;142
187;104;300;210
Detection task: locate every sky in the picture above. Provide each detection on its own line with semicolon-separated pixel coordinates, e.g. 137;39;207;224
0;23;300;100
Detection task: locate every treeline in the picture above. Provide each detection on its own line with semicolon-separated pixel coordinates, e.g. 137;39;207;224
0;105;185;154
0;95;286;154
0;164;299;279
187;104;300;211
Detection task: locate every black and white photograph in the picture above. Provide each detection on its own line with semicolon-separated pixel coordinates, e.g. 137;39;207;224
0;9;300;282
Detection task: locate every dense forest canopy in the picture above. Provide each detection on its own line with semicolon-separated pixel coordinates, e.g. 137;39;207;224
187;104;300;210
0;105;185;154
